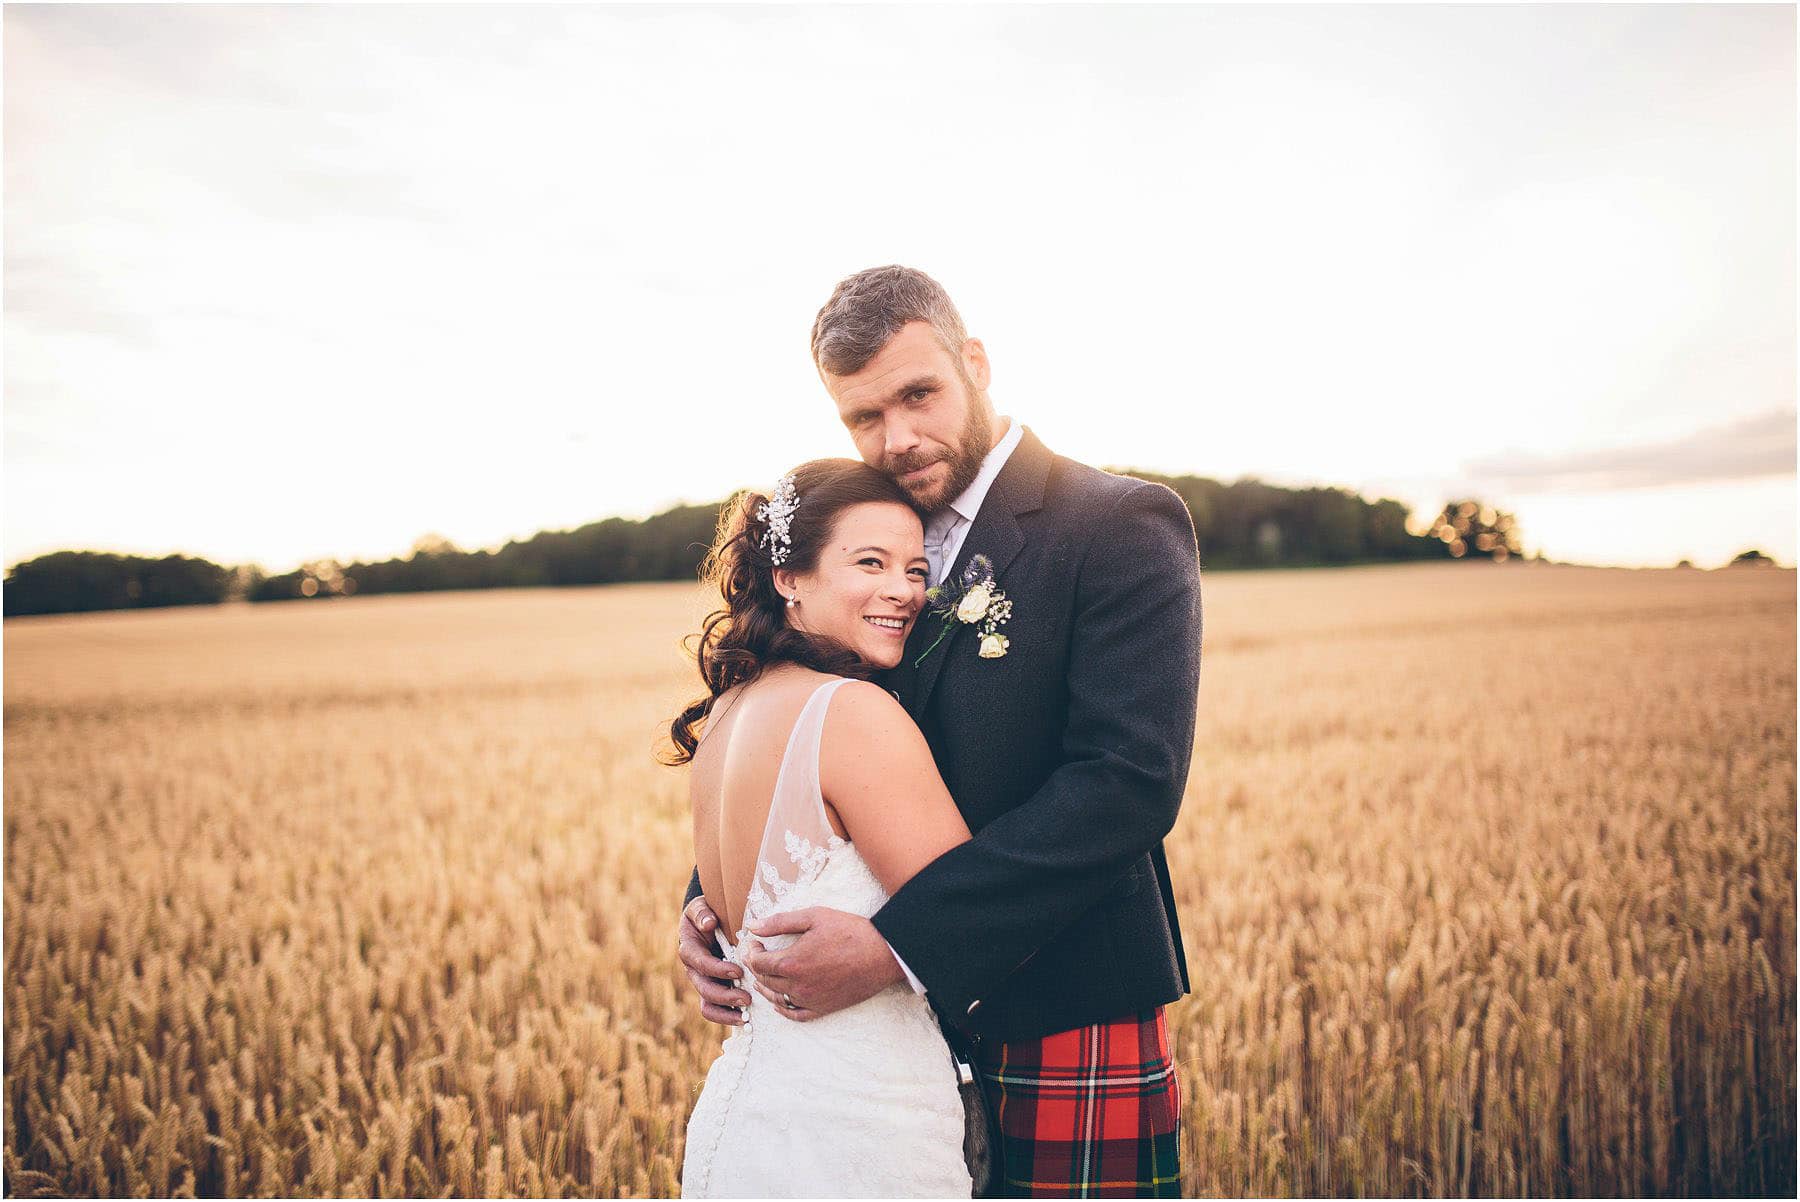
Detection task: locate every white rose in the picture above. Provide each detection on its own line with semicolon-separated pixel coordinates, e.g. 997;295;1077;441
978;633;1010;659
956;583;993;623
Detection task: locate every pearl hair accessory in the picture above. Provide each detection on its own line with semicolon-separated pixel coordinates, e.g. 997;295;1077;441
757;473;800;566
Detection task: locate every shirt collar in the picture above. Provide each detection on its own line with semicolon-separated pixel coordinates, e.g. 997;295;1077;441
945;416;1023;525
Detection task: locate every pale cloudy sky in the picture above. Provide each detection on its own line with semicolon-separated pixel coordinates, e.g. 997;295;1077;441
6;3;1794;573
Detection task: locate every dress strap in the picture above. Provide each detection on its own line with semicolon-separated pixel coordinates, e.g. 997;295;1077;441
778;677;852;828
741;676;853;931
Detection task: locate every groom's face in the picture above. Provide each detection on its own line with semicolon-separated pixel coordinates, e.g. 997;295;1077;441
825;320;995;514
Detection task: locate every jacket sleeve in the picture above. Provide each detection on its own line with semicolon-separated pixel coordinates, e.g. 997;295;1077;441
869;481;1202;1022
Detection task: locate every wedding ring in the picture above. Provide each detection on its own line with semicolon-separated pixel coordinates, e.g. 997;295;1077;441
782;992;798;1010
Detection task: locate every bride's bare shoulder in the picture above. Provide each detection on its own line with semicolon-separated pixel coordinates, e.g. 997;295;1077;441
816;680;964;878
825;676;905;718
819;679;929;767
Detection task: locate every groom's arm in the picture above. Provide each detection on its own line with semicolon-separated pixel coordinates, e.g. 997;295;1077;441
678;868;751;1025
869;481;1202;1023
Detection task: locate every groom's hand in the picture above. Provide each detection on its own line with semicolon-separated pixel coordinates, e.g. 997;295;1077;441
741;908;904;1022
677;898;752;1026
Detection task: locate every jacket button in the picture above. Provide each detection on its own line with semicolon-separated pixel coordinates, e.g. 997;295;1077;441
966;999;981;1016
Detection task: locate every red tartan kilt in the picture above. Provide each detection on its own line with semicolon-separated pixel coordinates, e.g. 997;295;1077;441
972;1006;1182;1198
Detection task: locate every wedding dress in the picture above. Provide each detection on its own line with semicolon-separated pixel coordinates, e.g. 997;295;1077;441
681;676;972;1198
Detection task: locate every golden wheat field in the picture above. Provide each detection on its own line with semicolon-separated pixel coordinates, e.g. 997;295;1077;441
3;562;1794;1198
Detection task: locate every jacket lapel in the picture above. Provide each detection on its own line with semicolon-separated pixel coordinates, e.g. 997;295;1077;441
908;428;1052;719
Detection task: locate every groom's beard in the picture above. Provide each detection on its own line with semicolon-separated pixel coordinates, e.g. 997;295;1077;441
886;392;993;514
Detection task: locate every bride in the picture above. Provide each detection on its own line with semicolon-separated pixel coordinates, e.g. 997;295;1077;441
664;457;975;1198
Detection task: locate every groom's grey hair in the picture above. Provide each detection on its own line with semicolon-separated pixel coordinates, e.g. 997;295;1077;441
810;265;969;377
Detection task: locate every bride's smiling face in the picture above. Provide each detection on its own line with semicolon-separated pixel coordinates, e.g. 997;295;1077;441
774;501;928;669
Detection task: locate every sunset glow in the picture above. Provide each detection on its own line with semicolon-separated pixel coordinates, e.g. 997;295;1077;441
7;5;1793;574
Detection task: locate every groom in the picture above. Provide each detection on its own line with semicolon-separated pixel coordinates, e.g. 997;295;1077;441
678;266;1202;1197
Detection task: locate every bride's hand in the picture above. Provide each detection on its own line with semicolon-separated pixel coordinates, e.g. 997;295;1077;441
678;898;752;1026
741;907;904;1021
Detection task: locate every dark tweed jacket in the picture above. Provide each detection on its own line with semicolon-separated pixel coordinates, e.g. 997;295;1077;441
685;427;1201;1047
871;428;1200;1044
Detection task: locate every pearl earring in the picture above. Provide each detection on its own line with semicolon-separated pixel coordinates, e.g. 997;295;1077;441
786;596;798;608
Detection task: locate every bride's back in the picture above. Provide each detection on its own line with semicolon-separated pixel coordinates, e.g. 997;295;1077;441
682;664;973;1199
689;666;849;938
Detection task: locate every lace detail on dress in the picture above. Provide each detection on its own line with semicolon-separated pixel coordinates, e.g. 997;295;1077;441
745;830;849;928
733;678;855;941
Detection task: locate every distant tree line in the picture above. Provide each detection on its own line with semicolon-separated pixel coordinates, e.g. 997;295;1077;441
2;551;235;617
6;474;1528;617
242;504;723;602
1125;474;1523;568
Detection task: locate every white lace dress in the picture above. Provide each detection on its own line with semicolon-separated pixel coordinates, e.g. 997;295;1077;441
681;677;972;1198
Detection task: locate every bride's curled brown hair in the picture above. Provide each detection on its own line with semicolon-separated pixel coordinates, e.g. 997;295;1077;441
663;458;916;764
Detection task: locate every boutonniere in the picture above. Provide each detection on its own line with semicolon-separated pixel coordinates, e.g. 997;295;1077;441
915;554;1013;666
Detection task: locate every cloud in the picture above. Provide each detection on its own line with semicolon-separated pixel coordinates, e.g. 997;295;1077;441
1462;409;1796;493
4;252;161;344
218;163;452;226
